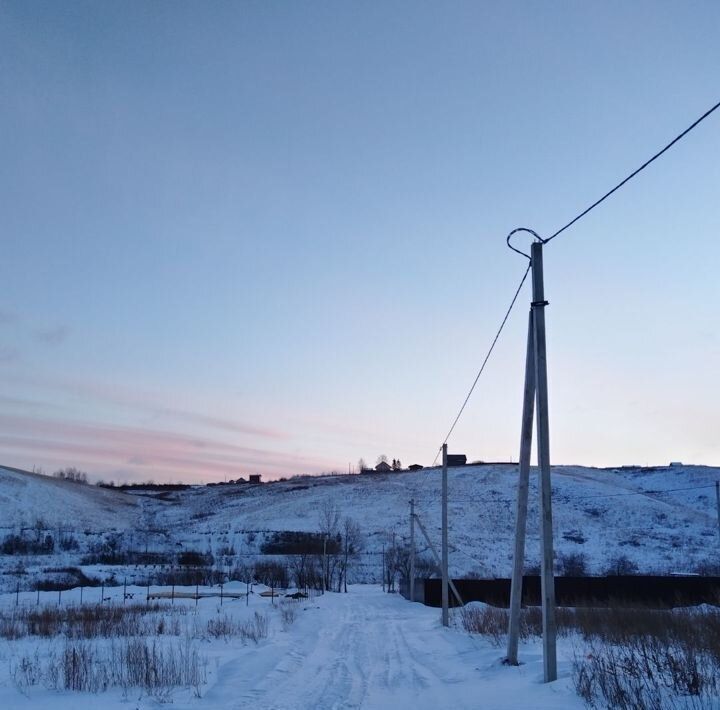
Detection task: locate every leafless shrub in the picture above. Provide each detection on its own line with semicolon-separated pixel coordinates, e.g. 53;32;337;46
460;605;507;646
0;603;184;640
205;611;269;644
243;611;269;644
11;636;207;697
206;614;241;641
574;634;720;710
557;552;588;576
279;600;297;630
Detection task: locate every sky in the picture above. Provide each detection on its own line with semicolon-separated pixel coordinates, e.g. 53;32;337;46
1;1;719;483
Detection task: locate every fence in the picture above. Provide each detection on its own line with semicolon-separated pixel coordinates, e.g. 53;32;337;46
403;575;720;609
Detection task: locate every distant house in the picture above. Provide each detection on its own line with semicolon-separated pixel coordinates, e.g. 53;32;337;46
446;454;467;467
249;474;262;484
408;464;424;471
669;462;683;468
375;461;392;473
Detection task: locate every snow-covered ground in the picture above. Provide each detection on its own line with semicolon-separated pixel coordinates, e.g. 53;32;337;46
0;584;583;710
1;463;718;591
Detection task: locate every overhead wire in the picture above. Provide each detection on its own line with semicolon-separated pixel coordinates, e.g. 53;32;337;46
543;98;720;245
430;262;532;467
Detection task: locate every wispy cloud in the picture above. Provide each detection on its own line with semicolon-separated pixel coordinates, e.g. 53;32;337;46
0;345;20;363
35;325;70;345
0;413;338;482
0;372;288;440
0;309;18;326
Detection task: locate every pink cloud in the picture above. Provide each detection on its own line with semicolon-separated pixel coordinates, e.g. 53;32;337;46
0;413;339;482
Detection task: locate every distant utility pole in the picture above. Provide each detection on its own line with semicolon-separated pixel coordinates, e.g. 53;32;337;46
441;443;449;627
409;499;416;602
506;240;557;683
382;543;385;592
322;537;327;594
413;511;463;607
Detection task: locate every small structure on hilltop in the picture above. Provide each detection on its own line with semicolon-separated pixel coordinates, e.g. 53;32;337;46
446;454;467;467
375;461;392;473
249;474;262;484
408;464;424;471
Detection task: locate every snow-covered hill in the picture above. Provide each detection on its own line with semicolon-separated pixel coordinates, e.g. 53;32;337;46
1;463;718;590
0;465;141;531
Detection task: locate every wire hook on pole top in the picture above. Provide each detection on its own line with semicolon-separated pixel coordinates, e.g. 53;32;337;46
506;227;546;260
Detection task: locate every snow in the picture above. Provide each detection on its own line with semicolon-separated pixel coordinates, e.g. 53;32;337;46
0;584;583;709
1;463;719;589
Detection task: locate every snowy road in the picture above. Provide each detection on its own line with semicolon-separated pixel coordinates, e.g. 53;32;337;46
193;586;581;710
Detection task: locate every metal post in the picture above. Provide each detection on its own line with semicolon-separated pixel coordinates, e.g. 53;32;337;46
531;240;557;683
441;444;449;627
507;309;537;665
409;499;416;602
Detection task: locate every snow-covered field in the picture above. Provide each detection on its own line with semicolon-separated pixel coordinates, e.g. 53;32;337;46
1;464;719;708
0;583;583;710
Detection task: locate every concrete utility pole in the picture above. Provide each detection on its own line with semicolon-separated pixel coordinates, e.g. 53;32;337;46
441;443;449;627
532;240;557;682
716;481;720;543
409;499;416;602
507;310;536;665
506;240;557;683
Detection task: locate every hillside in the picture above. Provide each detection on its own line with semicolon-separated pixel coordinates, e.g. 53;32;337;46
0;463;718;590
0;464;720;579
154;463;720;577
0;465;141;531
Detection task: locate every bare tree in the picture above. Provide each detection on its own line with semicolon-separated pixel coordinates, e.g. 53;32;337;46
376;454;388;466
357;458;367;473
318;501;341;591
53;467;88;484
339;518;363;592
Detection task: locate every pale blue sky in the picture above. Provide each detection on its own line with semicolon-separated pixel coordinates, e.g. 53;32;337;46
1;1;719;482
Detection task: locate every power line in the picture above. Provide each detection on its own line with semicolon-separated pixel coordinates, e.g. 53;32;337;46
430;263;532;467
545;98;720;244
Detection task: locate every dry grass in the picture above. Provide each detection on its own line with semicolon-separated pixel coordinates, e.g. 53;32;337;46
11;637;206;698
206;611;269;644
0;603;185;640
459;603;720;709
